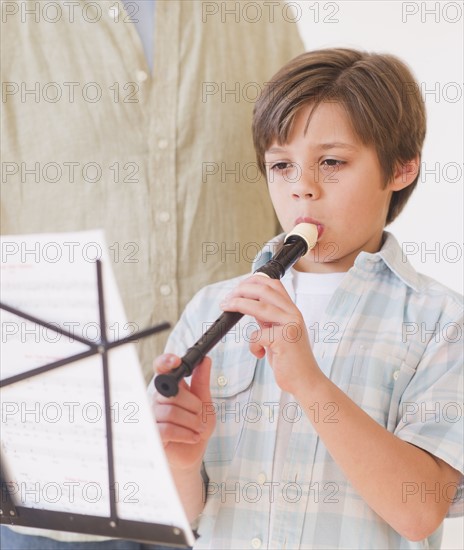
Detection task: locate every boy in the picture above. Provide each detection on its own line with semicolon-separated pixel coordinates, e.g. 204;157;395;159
152;49;463;549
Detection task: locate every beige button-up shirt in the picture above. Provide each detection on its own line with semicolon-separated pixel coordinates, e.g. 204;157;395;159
1;0;303;542
1;0;303;378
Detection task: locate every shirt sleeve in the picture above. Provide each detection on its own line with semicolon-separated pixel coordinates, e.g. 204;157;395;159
394;308;464;518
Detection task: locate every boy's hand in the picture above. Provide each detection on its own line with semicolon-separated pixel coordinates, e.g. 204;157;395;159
153;354;216;471
220;275;320;394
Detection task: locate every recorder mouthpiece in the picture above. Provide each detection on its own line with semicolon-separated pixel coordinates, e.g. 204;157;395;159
284;223;318;254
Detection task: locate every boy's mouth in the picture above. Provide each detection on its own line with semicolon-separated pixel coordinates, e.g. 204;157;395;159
295;217;324;238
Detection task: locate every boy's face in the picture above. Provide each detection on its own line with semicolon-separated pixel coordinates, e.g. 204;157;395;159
264;102;395;273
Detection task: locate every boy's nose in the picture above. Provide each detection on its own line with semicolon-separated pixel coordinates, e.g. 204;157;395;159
291;169;321;200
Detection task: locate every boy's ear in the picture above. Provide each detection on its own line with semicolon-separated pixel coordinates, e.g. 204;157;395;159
388;156;420;191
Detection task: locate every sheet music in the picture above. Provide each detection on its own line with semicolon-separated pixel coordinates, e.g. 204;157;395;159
0;231;194;545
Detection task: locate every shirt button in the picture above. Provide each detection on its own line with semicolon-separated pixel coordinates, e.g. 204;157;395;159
393;370;400;381
257;472;266;484
251;538;262;549
160;284;171;296
158;139;168;150
136;70;148;82
217;375;228;387
158;211;170;223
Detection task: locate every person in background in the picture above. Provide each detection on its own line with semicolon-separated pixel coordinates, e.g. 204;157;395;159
0;0;304;548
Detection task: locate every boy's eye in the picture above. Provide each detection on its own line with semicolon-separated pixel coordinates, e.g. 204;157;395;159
271;162;291;171
321;159;345;168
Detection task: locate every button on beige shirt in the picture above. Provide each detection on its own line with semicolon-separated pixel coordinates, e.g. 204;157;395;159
1;0;303;542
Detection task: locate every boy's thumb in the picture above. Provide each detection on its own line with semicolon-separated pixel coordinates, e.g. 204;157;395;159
189;356;213;402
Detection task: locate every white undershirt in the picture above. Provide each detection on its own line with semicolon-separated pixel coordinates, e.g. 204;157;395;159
269;269;346;539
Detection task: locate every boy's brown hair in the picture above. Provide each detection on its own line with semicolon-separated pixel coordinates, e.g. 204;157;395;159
252;48;426;224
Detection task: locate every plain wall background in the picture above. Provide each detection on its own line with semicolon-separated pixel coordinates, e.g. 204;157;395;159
293;0;463;547
293;0;463;294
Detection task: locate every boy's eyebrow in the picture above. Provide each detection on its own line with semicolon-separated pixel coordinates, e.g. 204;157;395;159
265;142;359;155
319;142;359;151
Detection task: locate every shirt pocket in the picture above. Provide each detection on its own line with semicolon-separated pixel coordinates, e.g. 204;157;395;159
346;344;410;427
203;342;257;464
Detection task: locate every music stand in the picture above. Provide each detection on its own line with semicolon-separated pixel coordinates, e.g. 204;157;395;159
0;260;193;548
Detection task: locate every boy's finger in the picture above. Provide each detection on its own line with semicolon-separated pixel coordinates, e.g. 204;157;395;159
155;402;205;434
153;353;182;374
221;296;284;325
222;281;291;313
157;422;201;445
155;383;202;414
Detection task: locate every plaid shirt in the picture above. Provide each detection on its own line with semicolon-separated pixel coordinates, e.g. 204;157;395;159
164;232;463;550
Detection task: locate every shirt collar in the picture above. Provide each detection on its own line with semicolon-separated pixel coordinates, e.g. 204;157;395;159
252;231;420;292
354;232;421;291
